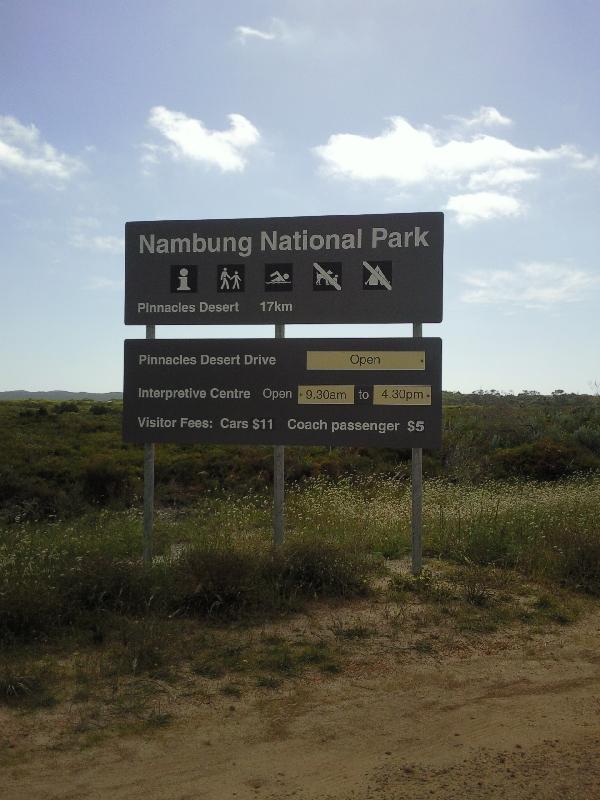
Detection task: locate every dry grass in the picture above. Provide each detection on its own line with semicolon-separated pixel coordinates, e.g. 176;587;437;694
0;558;592;761
1;476;599;756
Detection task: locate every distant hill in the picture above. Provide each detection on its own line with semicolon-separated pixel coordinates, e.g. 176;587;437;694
0;390;122;401
1;390;596;403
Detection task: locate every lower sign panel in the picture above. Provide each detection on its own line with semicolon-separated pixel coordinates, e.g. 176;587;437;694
123;338;442;448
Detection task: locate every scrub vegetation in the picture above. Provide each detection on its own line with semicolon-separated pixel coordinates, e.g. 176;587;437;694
0;394;599;745
1;391;599;521
3;474;597;647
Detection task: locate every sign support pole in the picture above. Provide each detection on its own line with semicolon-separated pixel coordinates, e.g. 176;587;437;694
143;324;156;566
273;323;285;545
411;322;423;575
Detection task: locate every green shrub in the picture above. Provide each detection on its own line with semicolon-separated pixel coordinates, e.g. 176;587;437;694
89;403;112;416
574;425;600;455
491;439;598;480
0;523;377;642
2;397;600;521
267;539;373;599
83;457;135;505
552;528;600;595
171;539;373;619
172;546;262;618
55;401;79;413
57;555;168;616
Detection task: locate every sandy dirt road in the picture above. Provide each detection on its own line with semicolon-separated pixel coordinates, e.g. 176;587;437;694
3;606;600;800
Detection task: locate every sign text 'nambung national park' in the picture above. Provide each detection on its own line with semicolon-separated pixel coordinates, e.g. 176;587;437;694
125;212;443;325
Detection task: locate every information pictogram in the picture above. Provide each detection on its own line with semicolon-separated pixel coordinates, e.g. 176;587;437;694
170;265;197;293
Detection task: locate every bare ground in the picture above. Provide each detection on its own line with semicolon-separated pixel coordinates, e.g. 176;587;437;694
2;568;600;799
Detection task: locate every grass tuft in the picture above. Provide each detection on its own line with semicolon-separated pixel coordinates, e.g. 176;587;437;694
391;569;454;603
0;660;56;708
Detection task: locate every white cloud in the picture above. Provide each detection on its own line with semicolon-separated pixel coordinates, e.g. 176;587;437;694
70;233;123;253
71;216;101;229
467;166;538;190
236;25;276;42
235;18;291;43
87;276;124;291
445;191;523;225
139;143;162;176
314;113;596;225
451;106;513;128
462;262;597;307
146;106;260;172
569;151;600;171
314;116;581;185
0;115;82;181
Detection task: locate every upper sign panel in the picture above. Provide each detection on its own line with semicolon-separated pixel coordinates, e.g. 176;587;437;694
125;212;443;325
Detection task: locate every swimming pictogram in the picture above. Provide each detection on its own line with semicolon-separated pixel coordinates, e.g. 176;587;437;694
265;264;293;292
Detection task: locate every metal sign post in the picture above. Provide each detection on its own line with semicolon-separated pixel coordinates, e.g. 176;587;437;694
143;324;155;566
411;322;423;575
273;323;285;545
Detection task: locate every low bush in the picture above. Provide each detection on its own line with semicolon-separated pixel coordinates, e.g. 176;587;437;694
171;539;373;619
491;439;598;480
267;539;373;599
89;403;112;416
574;424;600;455
54;401;79;414
82;457;137;506
171;546;263;618
0;527;376;643
428;478;600;594
551;526;600;595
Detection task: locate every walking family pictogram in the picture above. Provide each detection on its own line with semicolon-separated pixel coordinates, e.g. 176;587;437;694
217;265;245;293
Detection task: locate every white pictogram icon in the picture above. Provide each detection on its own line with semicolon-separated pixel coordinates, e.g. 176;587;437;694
266;269;291;286
313;262;341;290
363;261;392;290
176;267;191;291
218;265;244;292
220;267;232;290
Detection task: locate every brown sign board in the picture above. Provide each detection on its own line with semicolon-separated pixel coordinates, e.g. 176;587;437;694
124;213;443;325
123;337;442;448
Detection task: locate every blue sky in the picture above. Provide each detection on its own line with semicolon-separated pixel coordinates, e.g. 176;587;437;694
1;0;598;393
